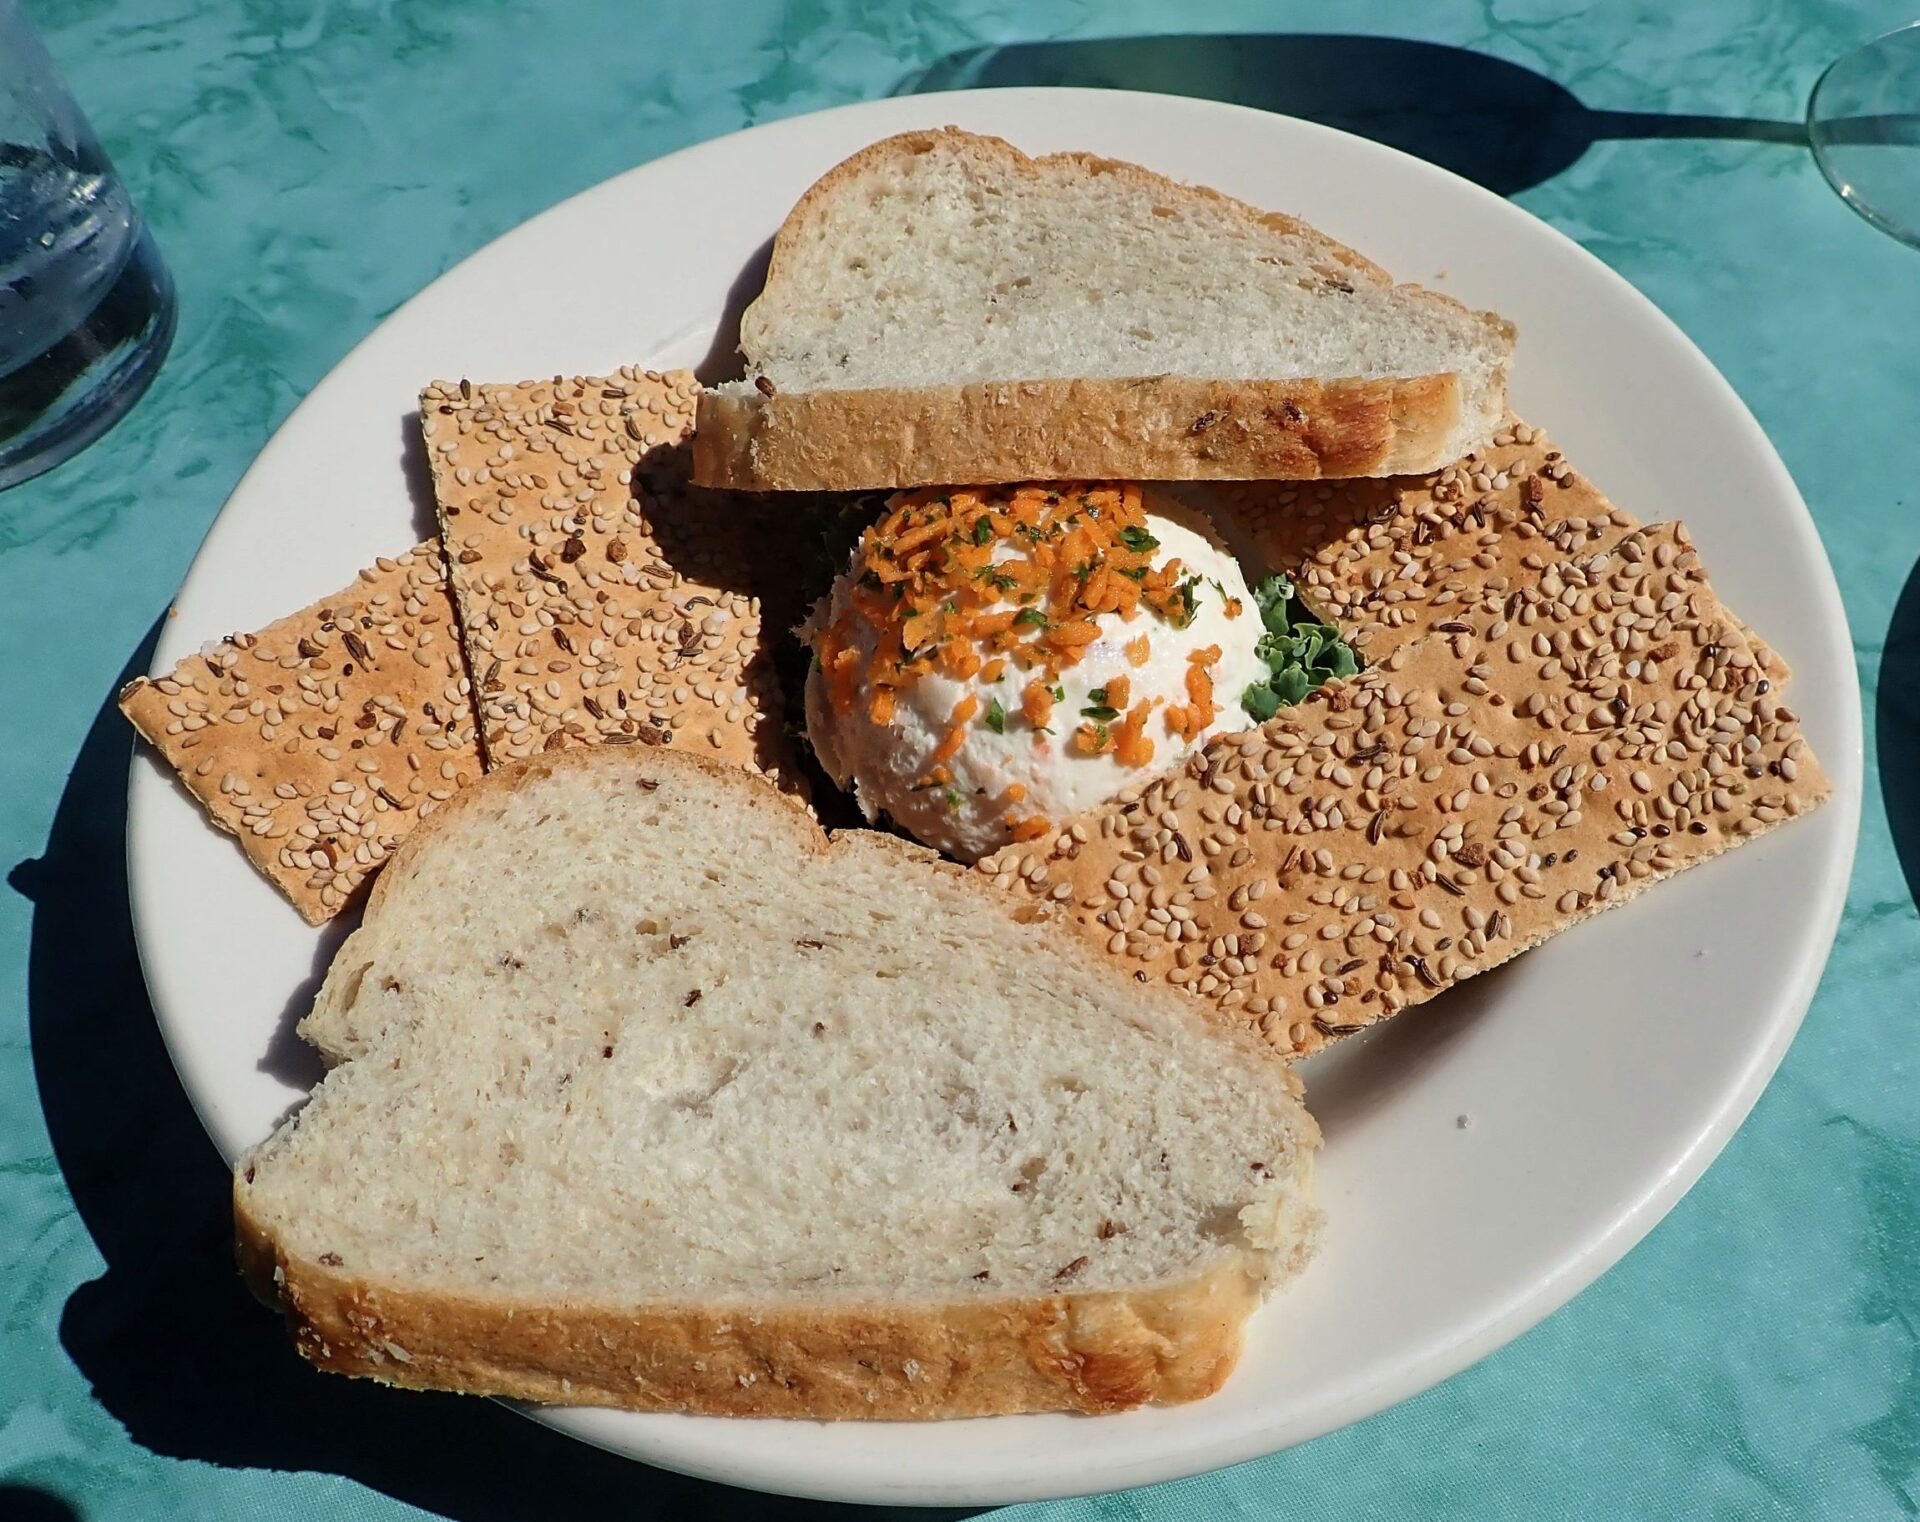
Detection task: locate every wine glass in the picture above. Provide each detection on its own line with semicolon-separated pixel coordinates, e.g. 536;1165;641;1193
1809;21;1920;248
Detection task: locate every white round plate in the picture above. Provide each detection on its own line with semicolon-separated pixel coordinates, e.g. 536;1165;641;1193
129;89;1862;1506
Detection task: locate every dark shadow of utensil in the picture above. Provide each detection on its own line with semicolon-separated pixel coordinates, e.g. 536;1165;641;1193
898;34;1803;197
12;620;980;1522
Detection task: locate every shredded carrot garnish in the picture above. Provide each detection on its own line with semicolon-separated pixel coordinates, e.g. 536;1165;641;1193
1104;674;1132;712
938;640;983;680
1114;700;1156;768
811;482;1184;704
1003;782;1028;805
1124;635;1151;667
1073;722;1114;756
819;619;862;716
1021;678;1055;729
932;694;980;764
1007;814;1054;842
1043;619;1101;652
981;657;1008;683
1164;646;1221;742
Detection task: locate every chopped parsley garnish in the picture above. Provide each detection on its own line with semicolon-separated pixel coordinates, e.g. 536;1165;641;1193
976;566;1018;591
1169;574;1203;629
1118;524;1159;554
1080;704;1119;723
971;514;995;546
984;697;1006;734
1014;607;1048;629
1050;684;1065;703
1240;571;1361;723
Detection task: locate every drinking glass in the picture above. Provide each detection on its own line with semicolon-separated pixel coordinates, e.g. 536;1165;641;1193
1809;21;1920;249
0;0;175;490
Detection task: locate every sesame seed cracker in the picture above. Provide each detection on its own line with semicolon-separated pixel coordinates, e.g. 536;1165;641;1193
978;521;1828;1059
119;541;484;924
1202;418;1787;683
420;369;802;795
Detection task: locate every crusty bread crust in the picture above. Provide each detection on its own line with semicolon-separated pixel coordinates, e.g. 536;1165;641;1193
248;744;1318;1416
234;1190;1269;1418
692;128;1514;489
693;371;1469;490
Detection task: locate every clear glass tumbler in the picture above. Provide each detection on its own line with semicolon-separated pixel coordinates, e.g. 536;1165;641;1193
0;0;175;490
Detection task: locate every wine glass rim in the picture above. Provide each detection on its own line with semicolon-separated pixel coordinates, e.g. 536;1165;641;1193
1807;19;1920;251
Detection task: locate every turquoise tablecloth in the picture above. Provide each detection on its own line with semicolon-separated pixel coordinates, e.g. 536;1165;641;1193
5;2;1917;1518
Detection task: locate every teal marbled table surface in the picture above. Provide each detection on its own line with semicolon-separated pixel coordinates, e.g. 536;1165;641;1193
4;2;1918;1518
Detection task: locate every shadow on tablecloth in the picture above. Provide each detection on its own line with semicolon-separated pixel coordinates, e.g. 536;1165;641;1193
0;1482;80;1521
897;34;1804;197
11;620;979;1522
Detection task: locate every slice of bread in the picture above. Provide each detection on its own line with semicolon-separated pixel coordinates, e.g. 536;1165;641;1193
236;746;1321;1419
693;129;1514;490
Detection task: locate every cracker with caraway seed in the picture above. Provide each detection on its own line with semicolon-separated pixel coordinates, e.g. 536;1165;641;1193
421;369;803;795
119;542;484;924
1198;418;1788;683
979;522;1828;1059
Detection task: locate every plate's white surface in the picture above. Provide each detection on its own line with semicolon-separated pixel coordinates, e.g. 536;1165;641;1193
128;89;1862;1506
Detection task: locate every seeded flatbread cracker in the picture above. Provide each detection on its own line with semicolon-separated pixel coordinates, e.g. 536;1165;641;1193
119;542;484;924
978;522;1828;1059
1204;420;1638;652
421;370;801;792
1200;419;1789;687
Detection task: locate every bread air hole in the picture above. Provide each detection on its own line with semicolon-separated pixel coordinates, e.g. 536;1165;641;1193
336;960;374;1010
1198;1203;1249;1242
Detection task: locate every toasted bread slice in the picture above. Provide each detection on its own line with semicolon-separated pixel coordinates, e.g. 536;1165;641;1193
237;746;1321;1419
693;129;1514;490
